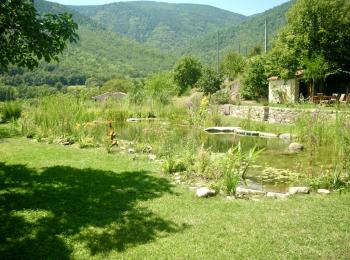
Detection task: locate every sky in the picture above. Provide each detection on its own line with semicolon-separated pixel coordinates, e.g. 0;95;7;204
47;0;290;16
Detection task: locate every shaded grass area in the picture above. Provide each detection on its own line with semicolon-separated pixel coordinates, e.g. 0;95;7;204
0;135;350;259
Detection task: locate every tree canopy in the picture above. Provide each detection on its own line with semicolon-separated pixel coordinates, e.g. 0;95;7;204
173;56;202;95
197;67;222;96
0;0;78;70
267;0;350;78
220;51;245;80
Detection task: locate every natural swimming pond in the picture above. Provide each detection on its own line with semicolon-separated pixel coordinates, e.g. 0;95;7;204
116;121;333;192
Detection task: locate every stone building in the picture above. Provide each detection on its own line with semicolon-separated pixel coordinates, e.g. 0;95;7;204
268;71;304;104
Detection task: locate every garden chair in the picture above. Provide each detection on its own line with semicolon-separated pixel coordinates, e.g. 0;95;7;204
340;94;350;104
338;94;346;103
330;93;338;102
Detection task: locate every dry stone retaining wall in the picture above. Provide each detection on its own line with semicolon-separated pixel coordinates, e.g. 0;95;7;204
220;105;342;124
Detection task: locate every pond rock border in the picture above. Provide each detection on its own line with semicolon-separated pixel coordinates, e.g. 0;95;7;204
204;127;293;140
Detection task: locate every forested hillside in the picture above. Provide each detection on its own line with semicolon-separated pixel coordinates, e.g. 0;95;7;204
0;0;174;87
186;1;294;64
0;0;294;88
70;1;247;52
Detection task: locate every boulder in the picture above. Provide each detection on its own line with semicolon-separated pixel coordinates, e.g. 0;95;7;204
226;196;236;201
236;187;265;196
317;189;331;195
148;154;156;161
279;133;292;140
266;192;289;199
196;187;216;198
288;186;310;195
127;148;135;154
127;118;141;123
288;143;304;152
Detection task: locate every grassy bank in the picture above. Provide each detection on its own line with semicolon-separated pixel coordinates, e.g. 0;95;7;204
0;133;350;259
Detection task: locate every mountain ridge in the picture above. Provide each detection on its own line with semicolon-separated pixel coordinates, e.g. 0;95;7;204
69;1;247;52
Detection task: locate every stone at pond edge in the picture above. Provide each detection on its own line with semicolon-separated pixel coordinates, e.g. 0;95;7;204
259;132;279;139
288;143;304;152
226;196;236;200
288;187;310;195
317;189;331;195
236;187;266;196
196;187;216;198
148;154;156;161
127;148;135;154
279;133;292;140
266;192;289;199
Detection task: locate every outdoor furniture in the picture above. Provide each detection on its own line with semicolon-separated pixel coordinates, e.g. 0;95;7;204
330;93;339;103
340;94;349;104
339;94;346;103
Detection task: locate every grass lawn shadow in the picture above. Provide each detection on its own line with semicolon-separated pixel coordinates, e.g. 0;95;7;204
0;163;187;258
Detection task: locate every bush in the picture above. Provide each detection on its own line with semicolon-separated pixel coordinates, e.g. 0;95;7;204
197;67;222;96
241;55;268;100
1;101;22;122
220;51;245;80
145;72;177;104
211;89;230;104
173;56;202;95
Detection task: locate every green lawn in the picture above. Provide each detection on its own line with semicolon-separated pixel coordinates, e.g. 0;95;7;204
0;133;350;259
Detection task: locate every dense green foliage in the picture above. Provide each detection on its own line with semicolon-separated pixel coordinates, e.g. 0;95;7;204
173;56;202;95
220;51;245;80
241;56;268;100
100;78;134;93
70;1;246;53
0;0;175;88
0;101;22;122
197;68;222;96
0;0;78;70
187;1;294;64
145;72;177;104
267;0;350;78
0;0;297;89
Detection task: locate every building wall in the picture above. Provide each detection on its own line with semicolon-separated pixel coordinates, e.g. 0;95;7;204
269;79;300;104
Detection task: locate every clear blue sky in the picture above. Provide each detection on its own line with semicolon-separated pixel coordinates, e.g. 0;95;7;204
47;0;290;16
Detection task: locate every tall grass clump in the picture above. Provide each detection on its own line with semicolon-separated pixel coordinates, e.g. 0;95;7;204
221;143;262;195
21;94;98;141
1;101;22;122
295;109;350;189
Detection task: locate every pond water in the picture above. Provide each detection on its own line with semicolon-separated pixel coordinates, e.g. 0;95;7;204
116;121;332;192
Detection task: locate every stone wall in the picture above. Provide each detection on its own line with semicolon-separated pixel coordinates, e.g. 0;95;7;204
221;105;342;124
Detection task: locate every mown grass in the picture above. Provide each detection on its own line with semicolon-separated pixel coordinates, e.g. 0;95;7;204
0;128;349;259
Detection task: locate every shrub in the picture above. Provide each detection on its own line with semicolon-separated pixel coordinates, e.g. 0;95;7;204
145;72;177;105
211;89;230;105
241;55;268;100
197;67;222;96
173;56;202;95
220;51;245;80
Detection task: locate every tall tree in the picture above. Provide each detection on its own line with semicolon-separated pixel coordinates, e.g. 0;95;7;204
197;67;222;96
267;0;350;78
173;56;202;95
220;51;245;80
242;56;268;100
0;0;78;70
